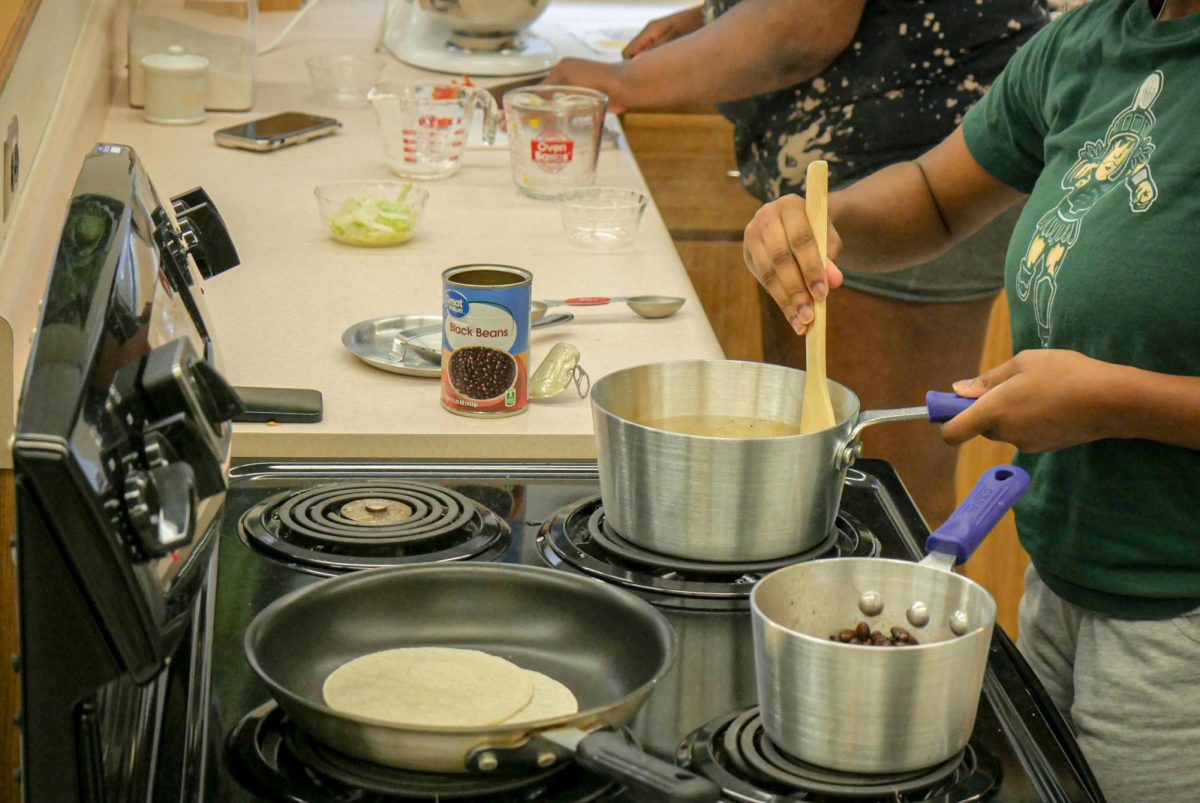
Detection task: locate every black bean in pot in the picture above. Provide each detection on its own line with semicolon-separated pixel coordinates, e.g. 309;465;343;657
448;346;517;400
829;620;921;647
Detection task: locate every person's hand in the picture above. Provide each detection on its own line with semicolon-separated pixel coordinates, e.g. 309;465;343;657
622;6;706;59
743;194;845;336
941;349;1124;453
541;59;629;112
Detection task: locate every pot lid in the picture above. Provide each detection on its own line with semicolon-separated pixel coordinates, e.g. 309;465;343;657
142;45;209;74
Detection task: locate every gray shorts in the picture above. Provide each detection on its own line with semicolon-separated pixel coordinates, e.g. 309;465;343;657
1018;564;1200;803
841;206;1022;303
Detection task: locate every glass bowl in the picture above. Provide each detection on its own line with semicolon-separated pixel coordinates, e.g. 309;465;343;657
306;53;386;108
558;187;647;249
314;180;430;247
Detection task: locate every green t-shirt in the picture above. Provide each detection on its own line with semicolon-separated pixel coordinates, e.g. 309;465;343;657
962;0;1200;619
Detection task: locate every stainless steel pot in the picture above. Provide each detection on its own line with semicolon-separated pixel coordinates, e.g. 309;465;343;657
418;0;552;51
590;360;971;562
751;466;1030;773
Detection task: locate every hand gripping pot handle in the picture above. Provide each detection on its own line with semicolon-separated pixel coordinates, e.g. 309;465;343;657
925;390;976;422
575;731;721;802
926;465;1032;565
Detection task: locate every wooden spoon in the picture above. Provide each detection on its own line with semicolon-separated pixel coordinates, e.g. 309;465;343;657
799;160;837;434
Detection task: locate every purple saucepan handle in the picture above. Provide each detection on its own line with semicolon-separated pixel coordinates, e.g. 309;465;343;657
925;465;1032;565
926;391;976;423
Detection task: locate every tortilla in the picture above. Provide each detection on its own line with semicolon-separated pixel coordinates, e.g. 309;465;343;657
322;647;534;728
501;669;580;724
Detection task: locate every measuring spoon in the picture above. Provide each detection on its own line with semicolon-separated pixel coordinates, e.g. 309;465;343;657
532;295;685;321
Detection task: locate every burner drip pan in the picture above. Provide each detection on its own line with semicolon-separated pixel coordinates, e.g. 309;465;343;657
590;508;837;576
537;496;877;605
241;481;509;573
679;707;1002;801
227;702;621;802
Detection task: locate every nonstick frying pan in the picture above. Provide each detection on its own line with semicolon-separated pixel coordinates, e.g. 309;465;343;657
245;563;721;802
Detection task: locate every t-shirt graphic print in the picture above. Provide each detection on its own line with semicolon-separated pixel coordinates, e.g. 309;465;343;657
1016;71;1162;346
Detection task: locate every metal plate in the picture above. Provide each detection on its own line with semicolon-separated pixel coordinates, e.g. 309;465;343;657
341;314;442;378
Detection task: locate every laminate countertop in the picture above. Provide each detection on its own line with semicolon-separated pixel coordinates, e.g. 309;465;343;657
99;0;723;459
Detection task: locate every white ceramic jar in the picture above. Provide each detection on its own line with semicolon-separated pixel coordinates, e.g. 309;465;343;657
141;45;209;125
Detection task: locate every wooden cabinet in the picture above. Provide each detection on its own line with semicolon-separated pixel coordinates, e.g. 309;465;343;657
623;113;765;362
956;294;1030;637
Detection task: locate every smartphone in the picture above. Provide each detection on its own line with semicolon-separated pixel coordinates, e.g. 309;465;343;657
231;386;324;423
214;112;342;152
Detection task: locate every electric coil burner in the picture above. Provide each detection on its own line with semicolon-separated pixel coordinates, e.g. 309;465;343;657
240;480;510;574
679;707;1001;801
227;703;621;803
537;496;878;609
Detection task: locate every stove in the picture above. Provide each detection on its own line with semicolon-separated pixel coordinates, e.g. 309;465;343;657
12;144;1106;803
205;460;1106;803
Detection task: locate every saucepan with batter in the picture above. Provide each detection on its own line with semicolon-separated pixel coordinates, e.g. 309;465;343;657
590;360;974;562
244;563;721;802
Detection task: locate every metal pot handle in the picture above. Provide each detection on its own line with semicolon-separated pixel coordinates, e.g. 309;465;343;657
837;392;976;469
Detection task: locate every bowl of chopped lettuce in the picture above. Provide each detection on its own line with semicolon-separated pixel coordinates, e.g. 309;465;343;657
314;180;430;247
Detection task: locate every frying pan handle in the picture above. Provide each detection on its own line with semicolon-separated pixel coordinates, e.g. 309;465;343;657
926;465;1032;565
926;391;976;423
575;731;722;803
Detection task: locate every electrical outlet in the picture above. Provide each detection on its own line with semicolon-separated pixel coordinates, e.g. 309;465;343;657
3;116;18;222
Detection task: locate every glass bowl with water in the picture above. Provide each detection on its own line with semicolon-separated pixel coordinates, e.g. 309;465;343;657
558;187;647;249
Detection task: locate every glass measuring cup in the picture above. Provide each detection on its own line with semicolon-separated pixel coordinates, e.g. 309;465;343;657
369;82;499;180
503;85;607;199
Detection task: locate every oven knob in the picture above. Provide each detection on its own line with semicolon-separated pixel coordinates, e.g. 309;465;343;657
123;462;197;558
171;188;240;279
190;359;244;429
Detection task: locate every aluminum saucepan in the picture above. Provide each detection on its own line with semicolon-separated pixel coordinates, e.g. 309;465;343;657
751;465;1031;773
245;563;721;803
590;360;972;562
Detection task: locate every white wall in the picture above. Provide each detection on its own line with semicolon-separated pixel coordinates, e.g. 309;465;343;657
0;0;96;242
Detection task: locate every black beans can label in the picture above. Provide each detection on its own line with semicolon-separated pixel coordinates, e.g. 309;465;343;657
441;264;531;417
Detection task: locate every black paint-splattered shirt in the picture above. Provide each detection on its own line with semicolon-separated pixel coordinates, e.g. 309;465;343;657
708;0;1050;200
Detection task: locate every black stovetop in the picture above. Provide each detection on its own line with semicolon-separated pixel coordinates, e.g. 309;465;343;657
207;459;1103;802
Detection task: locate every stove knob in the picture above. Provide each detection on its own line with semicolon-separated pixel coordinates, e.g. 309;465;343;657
190;358;244;429
143;431;176;469
172;188;239;279
123;462;197;558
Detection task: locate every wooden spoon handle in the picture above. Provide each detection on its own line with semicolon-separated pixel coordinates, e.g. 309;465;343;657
800;160;837;434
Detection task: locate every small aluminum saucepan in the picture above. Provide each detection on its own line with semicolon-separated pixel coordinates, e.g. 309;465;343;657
751;465;1031;773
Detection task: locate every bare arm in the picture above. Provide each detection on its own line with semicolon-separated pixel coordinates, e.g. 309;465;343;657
743;127;1026;334
544;0;867;111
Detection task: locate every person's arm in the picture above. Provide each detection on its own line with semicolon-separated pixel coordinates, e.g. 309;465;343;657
622;6;706;59
742;126;1026;334
543;0;867;112
940;350;1200;453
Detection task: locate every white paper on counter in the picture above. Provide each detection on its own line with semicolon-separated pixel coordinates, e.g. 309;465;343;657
557;22;640;59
